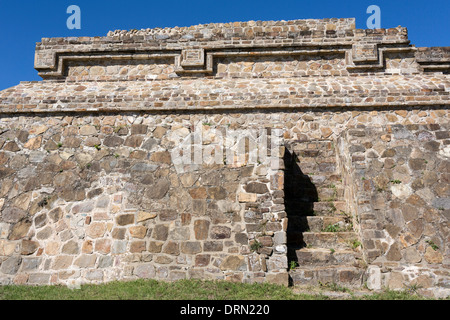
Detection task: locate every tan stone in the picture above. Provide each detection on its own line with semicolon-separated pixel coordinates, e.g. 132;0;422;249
320;127;333;138
95;238;112;254
74;254;97;268
130;241;146;253
153;126;166;139
45;241;60;255
8;220;32;240
0;240;16;256
424;246;443;264
79;125;97;135
150;151;171;164
411;274;433;288
387;272;404;289
220;255;246;271
90;66;105;76
179;173;198;187
129;225;148;239
82;240;93;253
52;256;73;270
24;136;42;149
21;240;39;255
162;241;180;255
386;114;398;122
194;220;210;240
13;274;29;285
189;187;207;199
238;192;257;202
86;222;107;238
116;214;135;226
29;125;48;135
13;192;32;211
0;153;7;167
103;116;117;126
148;241;164;253
266;272;289;287
395;110;408;118
137;211;157;222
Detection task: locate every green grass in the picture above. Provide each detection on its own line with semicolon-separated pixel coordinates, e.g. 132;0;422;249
0;279;321;300
0;279;443;300
359;289;429;300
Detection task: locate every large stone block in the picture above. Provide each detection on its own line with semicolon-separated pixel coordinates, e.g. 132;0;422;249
220;255;247;271
194;220;210;240
180;242;202;254
134;263;156;279
0;256;22;275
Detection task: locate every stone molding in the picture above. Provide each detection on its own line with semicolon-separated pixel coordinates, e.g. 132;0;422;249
34;18;420;79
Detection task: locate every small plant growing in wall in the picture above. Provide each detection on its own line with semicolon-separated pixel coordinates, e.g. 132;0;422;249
352;240;362;250
390;179;402;184
323;223;341;233
94;144;101;150
289;261;298;270
258;220;268;235
250;240;263;252
339;211;353;231
57;142;63;148
426;239;439;251
327;201;337;213
406;283;422;295
114;125;127;133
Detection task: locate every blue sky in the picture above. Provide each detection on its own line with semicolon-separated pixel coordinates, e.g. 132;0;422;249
0;0;449;91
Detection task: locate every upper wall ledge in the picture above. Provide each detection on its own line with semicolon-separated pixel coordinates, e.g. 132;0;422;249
34;18;449;79
39;18;410;44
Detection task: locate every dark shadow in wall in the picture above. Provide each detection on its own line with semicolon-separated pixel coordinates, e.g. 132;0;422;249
283;147;318;265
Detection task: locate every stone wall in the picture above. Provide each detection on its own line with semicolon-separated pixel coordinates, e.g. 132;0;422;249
337;122;449;297
0;18;449;297
0;109;448;292
0;113;289;286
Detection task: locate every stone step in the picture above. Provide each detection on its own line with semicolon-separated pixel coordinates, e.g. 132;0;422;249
290;141;336;155
296;162;337;174
288;216;352;233
284;185;344;202
284;184;344;198
293;155;338;164
308;174;343;186
284;176;342;188
285;201;347;217
313;201;347;216
284;188;344;204
287;231;306;247
293;248;362;267
287;172;341;181
302;231;358;250
289;266;366;288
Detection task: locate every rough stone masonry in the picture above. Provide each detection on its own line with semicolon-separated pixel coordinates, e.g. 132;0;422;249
0;18;449;297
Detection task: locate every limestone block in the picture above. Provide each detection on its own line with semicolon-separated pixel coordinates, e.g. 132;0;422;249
238;192;257;203
367;265;381;290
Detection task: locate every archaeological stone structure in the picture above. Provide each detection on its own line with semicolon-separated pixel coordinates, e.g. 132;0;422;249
0;18;449;297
